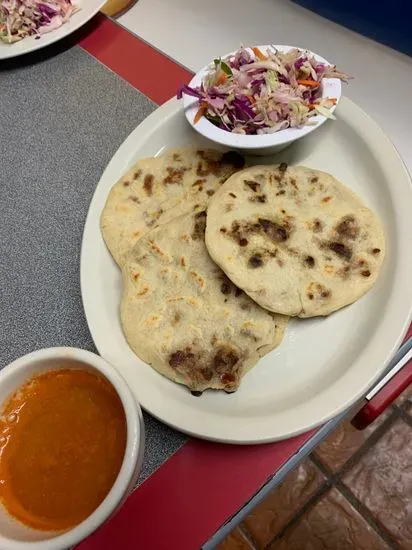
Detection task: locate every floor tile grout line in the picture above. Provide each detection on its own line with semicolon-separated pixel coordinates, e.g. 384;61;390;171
264;481;331;549
397;407;412;427
315;410;398;483
336;482;401;549
309;453;333;479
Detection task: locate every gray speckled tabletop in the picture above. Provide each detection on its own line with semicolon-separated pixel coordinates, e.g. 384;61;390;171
0;44;187;484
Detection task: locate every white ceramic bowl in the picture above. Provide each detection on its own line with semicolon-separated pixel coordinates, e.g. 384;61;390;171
0;347;144;550
183;45;342;155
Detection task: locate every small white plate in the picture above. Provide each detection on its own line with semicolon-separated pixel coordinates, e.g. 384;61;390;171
0;0;106;60
182;45;342;153
81;97;412;444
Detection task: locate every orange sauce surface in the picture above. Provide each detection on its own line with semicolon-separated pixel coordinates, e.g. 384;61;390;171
0;369;127;531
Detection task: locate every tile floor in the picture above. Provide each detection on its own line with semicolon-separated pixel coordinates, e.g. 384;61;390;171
218;386;412;550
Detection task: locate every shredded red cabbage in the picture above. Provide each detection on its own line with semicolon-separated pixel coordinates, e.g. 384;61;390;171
0;0;77;43
178;45;350;135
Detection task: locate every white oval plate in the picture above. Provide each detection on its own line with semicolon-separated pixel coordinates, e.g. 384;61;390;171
81;97;412;444
0;0;106;60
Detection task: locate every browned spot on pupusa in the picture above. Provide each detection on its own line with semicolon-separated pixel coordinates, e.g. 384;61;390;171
219;274;242;297
240;328;259;342
143;174;154;196
172;153;181;161
195;154;219;177
148;241;167;258
201;368;213;381
229;192;237;198
169;348;196;369
259;218;289;242
133;272;140;281
225;204;234;212
134;169;142;180
306;282;331;300
249;194;267;203
180;257;186;267
171;312;181;326
321;196;332;203
163;166;187;185
361;269;371;277
214;346;239;375
207;189;215;196
227;219;259;246
136;285;150;297
290;178;298;189
220;227;227;233
123;180;130;187
244;180;260;192
304;255;315;267
286;246;298;256
310;176;318;183
190;271;205;289
191;211;207;241
338;264;351;278
220;280;231;295
129;196;140;203
192;179;206;187
328;241;352;260
279;163;288;172
248;254;263;268
313;219;323;233
196;150;244;178
276;189;286;196
371;248;381;255
335;215;360;240
240;303;251;311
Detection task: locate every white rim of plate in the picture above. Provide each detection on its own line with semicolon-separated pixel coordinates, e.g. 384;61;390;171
81;96;412;444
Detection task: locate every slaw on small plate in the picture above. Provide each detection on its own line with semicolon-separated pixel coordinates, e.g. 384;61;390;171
178;45;349;136
0;0;106;60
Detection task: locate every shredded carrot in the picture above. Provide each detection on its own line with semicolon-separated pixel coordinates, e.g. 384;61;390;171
215;72;227;86
329;97;337;105
194;103;208;124
252;47;268;61
297;79;319;88
247;95;256;104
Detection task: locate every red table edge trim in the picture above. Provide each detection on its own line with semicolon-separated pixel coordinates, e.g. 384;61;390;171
76;14;412;549
79;14;192;105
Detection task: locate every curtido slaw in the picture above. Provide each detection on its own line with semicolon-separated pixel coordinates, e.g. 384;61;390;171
177;46;350;135
0;0;77;44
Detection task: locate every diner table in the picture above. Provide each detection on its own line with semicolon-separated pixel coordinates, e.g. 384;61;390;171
1;1;411;548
